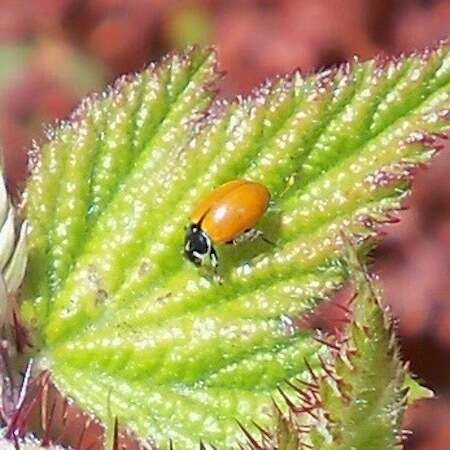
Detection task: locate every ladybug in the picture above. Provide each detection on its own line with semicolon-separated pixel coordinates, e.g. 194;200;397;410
184;179;272;272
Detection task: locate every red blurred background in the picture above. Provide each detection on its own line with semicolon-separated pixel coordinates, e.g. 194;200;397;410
0;1;448;448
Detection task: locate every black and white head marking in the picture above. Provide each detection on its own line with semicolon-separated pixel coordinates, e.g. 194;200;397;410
184;224;216;267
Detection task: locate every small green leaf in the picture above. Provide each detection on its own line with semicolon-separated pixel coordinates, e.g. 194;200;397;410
22;44;450;448
267;241;411;450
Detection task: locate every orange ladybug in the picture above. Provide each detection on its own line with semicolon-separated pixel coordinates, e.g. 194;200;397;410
184;179;271;270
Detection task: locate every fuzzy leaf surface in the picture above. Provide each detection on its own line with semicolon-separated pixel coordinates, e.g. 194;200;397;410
22;45;450;449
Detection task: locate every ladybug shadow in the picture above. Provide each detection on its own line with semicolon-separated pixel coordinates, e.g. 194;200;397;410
217;210;282;280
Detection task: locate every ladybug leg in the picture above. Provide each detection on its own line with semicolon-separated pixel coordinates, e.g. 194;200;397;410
210;247;223;284
229;229;276;246
226;229;258;245
210;246;219;268
259;233;277;246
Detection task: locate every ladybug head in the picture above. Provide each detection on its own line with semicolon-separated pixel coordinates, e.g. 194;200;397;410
184;224;214;266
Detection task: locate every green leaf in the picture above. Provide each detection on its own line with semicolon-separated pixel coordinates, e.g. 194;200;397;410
22;44;450;449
